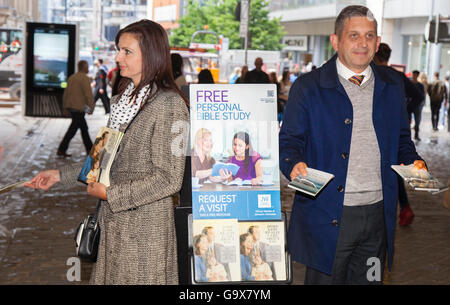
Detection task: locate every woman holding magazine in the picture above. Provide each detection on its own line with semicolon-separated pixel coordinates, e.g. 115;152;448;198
25;20;189;284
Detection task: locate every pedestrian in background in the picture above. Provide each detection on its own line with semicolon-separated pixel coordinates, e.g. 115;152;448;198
93;58;111;114
244;57;270;83
280;5;425;285
25;19;189;285
198;69;215;84
236;65;248;83
279;69;292;103
171;53;187;88
268;71;284;124
229;67;241;84
441;75;449;130
410;70;425;141
373;43;423;227
57;60;94;158
428;72;447;131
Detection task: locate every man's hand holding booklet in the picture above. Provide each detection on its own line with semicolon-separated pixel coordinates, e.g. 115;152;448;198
288;163;334;197
391;164;448;194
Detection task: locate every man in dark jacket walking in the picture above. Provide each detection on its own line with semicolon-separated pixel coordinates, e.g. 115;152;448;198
93;59;110;114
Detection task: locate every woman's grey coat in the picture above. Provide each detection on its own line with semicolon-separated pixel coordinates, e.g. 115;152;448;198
59;89;189;284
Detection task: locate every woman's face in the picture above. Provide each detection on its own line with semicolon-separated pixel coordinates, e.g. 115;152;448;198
233;138;248;157
243;235;253;251
115;33;143;86
201;133;213;153
198;235;208;254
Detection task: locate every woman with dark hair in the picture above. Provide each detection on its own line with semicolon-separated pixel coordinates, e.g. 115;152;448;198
171;53;187;88
240;233;255;281
227;132;263;185
25;20;189;284
197;69;215;84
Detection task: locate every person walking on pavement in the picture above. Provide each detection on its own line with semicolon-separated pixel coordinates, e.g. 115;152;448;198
57;60;94;157
441;76;449;131
373;43;422;227
428;72;447;131
93;59;111;114
243;57;270;83
410;70;426;141
279;5;426;284
25;19;189;285
235;65;248;83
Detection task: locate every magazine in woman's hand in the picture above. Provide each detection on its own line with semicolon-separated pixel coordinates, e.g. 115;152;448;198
78;127;123;187
391;165;448;194
288;168;335;197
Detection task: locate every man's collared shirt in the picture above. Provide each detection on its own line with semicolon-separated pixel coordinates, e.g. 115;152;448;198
336;57;372;86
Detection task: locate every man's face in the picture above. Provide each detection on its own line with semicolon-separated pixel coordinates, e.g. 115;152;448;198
330;16;380;73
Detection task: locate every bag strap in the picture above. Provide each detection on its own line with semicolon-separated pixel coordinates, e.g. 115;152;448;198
88;199;102;228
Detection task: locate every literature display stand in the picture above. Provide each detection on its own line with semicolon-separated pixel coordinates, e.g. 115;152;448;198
175;84;292;285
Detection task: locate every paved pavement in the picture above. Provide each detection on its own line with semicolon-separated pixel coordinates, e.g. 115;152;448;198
0;102;449;285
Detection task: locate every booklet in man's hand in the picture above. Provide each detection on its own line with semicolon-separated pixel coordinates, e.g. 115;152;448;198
78;127;123;187
391;164;448;194
288;168;335;197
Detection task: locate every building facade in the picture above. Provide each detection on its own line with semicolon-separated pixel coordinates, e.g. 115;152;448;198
40;0;148;49
0;0;40;28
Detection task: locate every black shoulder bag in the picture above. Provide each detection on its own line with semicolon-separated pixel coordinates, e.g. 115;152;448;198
75;200;101;262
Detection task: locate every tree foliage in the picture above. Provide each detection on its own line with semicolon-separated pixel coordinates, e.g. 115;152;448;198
170;0;285;50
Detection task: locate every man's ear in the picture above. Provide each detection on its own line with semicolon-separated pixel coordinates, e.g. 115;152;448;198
330;34;339;52
375;36;381;52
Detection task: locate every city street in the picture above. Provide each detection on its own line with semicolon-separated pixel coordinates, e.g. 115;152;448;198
0;102;449;285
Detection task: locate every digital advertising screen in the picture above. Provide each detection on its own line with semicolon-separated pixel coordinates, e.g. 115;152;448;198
32;28;70;88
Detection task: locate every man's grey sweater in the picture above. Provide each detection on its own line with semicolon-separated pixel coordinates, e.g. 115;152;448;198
339;74;383;206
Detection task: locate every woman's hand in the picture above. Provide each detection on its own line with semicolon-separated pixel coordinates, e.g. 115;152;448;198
24;170;60;191
87;182;107;200
251;177;263;186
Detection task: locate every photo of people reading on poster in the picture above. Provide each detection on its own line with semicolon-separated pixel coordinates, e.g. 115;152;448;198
191;128;232;187
192;219;240;283
238;221;287;282
226;131;263;186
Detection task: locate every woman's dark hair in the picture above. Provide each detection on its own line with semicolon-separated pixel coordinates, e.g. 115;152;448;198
111;62;123;96
91;153;102;171
233;131;253;173
198;69;215;84
114;19;188;106
282;70;290;83
171;53;183;80
240;233;251;255
193;234;206;256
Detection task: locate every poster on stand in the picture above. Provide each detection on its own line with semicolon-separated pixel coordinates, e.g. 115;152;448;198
189;84;281;221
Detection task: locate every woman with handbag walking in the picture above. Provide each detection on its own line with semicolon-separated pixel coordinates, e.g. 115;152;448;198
24;20;189;284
